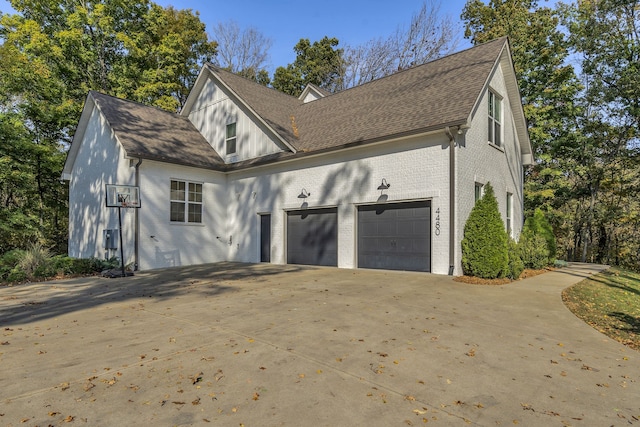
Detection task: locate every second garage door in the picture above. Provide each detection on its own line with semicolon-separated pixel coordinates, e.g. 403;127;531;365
358;201;431;272
287;208;338;267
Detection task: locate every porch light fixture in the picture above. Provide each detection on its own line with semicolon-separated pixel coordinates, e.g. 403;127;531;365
298;188;311;198
377;179;391;190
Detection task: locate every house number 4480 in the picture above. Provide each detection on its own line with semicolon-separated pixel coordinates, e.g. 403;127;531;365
435;208;441;236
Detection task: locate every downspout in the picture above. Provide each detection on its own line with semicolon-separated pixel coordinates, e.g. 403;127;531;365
134;158;142;271
444;127;456;276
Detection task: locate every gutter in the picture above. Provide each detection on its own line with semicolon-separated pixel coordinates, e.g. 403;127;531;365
444;127;456;275
134;158;142;271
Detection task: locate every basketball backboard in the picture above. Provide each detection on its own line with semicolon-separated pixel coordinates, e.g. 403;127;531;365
105;184;141;208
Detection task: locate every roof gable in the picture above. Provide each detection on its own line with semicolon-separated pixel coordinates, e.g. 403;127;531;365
65;92;225;175
212;38;522;157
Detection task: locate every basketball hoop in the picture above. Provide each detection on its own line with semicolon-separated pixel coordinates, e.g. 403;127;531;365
105;184;141;277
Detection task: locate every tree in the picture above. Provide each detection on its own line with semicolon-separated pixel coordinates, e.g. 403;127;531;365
558;0;640;265
272;36;344;96
523;208;556;260
212;20;272;85
342;1;458;89
461;183;509;278
462;0;582;210
0;0;217;254
127;5;217;111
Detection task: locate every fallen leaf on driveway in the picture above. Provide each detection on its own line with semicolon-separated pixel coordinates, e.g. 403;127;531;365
189;372;203;384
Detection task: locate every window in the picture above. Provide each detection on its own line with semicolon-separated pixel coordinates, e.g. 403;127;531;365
226;122;237;155
475;183;484;203
506;192;513;237
488;91;502;147
170;180;202;223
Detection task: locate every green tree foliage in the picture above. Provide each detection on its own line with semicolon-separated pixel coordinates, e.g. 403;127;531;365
523;208;556;260
518;234;550;270
461;183;509;278
462;0;640;270
559;0;640;267
0;0;216;255
506;238;525;279
272;36;344;96
462;0;582;213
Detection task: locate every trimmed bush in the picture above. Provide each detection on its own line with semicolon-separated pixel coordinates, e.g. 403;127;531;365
506;238;525;279
461;183;509;278
523;208;556;260
518;233;550;269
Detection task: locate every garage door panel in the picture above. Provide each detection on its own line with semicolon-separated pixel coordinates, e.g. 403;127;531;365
357;201;431;272
287;208;337;267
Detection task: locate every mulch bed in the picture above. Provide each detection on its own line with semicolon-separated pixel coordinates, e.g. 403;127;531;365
453;268;553;285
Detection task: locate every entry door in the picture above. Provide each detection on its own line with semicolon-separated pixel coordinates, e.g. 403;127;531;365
357;201;431;272
260;214;271;262
287;208;338;266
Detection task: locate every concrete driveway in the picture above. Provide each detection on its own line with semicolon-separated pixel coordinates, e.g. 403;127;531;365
0;262;638;426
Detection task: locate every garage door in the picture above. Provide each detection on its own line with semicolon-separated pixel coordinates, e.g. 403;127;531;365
287;208;338;266
358;201;431;272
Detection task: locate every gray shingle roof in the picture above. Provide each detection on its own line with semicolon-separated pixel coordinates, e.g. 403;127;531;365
90;92;225;169
82;37;510;171
212;37;508;155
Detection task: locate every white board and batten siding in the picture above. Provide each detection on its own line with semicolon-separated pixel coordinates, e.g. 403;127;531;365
187;76;288;163
67;104;136;262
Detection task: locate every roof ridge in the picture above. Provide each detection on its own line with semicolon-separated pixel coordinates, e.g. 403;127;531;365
205;64;302;103
321;36;508;99
89;90;188;119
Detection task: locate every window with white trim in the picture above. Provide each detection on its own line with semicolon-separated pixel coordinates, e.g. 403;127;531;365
475;182;484;203
226;122;237;155
170;180;202;223
488;90;502;147
506;192;513;237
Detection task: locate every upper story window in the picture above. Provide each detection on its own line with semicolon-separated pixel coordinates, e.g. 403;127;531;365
475;182;484;203
226;122;237;155
488;91;502;147
170;180;202;223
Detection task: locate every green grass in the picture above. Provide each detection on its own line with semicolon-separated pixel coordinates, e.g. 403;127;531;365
562;267;640;351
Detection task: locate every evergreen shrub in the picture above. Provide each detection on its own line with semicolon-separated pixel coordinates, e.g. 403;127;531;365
461;183;509;278
518;233;550;269
507;238;525;279
523;208;556;260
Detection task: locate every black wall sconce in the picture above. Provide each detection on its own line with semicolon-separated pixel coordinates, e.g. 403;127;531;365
377;179;391;190
298;188;311;198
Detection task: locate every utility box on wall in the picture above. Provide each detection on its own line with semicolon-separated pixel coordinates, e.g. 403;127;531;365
103;229;118;250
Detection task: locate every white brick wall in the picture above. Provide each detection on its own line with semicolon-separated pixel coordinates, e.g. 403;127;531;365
226;133;452;274
454;62;526;275
68;58;527;276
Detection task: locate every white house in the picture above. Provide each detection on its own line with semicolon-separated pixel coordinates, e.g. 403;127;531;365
62;37;532;275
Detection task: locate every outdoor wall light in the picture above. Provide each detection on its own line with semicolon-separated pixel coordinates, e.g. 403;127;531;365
377;179;391;190
297;188;311;198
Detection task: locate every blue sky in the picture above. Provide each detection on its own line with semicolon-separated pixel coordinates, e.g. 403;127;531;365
0;0;473;71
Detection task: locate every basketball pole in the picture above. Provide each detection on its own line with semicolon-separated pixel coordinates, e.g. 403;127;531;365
118;206;125;277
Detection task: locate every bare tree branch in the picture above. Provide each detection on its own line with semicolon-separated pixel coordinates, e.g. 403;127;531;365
211;20;273;80
341;1;458;90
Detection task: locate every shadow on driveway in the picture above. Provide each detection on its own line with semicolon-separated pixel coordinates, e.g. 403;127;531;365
0;262;306;326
